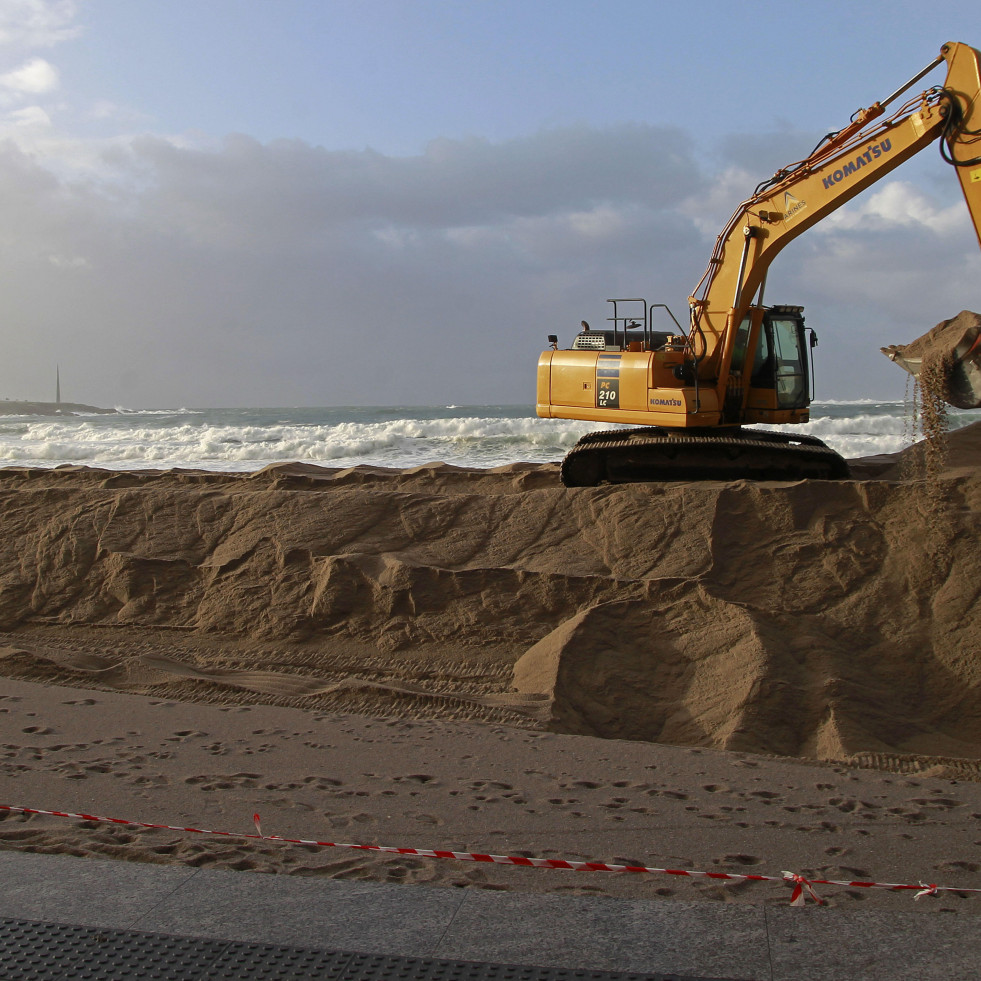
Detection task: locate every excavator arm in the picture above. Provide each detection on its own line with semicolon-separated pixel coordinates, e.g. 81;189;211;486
690;41;981;383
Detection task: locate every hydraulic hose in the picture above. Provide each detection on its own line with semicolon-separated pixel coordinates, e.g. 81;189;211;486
939;88;981;166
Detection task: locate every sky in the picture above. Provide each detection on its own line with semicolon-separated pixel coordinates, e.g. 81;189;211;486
0;0;979;408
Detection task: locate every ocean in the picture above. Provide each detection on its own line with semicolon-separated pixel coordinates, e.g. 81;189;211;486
0;401;978;472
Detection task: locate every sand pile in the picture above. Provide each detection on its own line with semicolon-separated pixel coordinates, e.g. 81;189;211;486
1;428;981;771
882;309;981;410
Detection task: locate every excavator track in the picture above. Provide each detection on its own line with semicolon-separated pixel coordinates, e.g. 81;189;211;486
560;427;850;486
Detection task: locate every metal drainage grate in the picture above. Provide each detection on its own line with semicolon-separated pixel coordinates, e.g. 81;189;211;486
0;917;741;981
0;918;230;980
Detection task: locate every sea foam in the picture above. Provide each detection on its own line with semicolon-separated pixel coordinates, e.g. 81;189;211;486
0;402;976;472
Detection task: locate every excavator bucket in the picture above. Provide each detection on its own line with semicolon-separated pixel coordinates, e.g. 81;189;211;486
881;310;981;409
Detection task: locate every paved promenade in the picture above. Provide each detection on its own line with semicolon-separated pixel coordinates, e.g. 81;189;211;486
0;851;977;980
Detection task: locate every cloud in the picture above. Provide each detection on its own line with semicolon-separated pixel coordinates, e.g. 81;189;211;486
0;56;58;95
0;102;976;407
47;252;88;268
7;103;50;126
817;180;972;235
0;124;716;406
0;4;78;159
122;124;698;249
0;0;79;49
0;2;975;408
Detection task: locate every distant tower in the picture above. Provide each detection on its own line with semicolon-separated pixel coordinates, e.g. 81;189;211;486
56;365;61;404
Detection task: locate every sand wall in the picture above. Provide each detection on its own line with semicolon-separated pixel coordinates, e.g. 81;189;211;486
1;429;980;765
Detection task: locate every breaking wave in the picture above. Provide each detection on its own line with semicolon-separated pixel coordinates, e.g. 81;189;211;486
1;402;979;472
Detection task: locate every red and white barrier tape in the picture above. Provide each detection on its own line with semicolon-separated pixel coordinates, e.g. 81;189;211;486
2;804;977;907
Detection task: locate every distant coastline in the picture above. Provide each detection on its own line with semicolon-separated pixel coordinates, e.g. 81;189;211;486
0;400;115;417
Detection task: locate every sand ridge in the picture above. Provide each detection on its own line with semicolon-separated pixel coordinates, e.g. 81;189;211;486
1;434;981;763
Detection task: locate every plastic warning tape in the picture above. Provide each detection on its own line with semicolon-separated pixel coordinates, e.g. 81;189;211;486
2;803;977;907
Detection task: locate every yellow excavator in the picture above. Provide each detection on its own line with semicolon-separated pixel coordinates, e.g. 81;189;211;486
537;41;981;485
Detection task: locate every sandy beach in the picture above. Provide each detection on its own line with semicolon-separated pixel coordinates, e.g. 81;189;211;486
2;429;981;912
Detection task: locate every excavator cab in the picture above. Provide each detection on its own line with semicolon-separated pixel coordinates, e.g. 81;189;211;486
729;305;812;420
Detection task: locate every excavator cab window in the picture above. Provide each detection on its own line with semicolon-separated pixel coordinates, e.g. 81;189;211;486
738;309;809;410
729;314;770;377
751;323;770;377
765;312;809;409
729;317;753;375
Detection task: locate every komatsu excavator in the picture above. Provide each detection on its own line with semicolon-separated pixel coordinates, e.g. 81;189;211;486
537;41;981;485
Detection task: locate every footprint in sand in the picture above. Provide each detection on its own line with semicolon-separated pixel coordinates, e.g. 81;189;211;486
258;797;315;812
302;776;343;789
936;860;980;872
183;772;262;790
910;797;963;810
834;865;872;878
130;774;169;788
326;813;375;828
715;853;760;867
601;798;628;809
166;730;208;742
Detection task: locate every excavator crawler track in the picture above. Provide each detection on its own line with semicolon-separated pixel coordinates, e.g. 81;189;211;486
560;427;850;486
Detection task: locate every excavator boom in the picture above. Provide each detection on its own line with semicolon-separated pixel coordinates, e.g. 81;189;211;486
692;41;981;375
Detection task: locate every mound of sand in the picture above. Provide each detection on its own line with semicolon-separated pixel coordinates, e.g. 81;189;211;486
1;428;981;768
882;310;981;409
